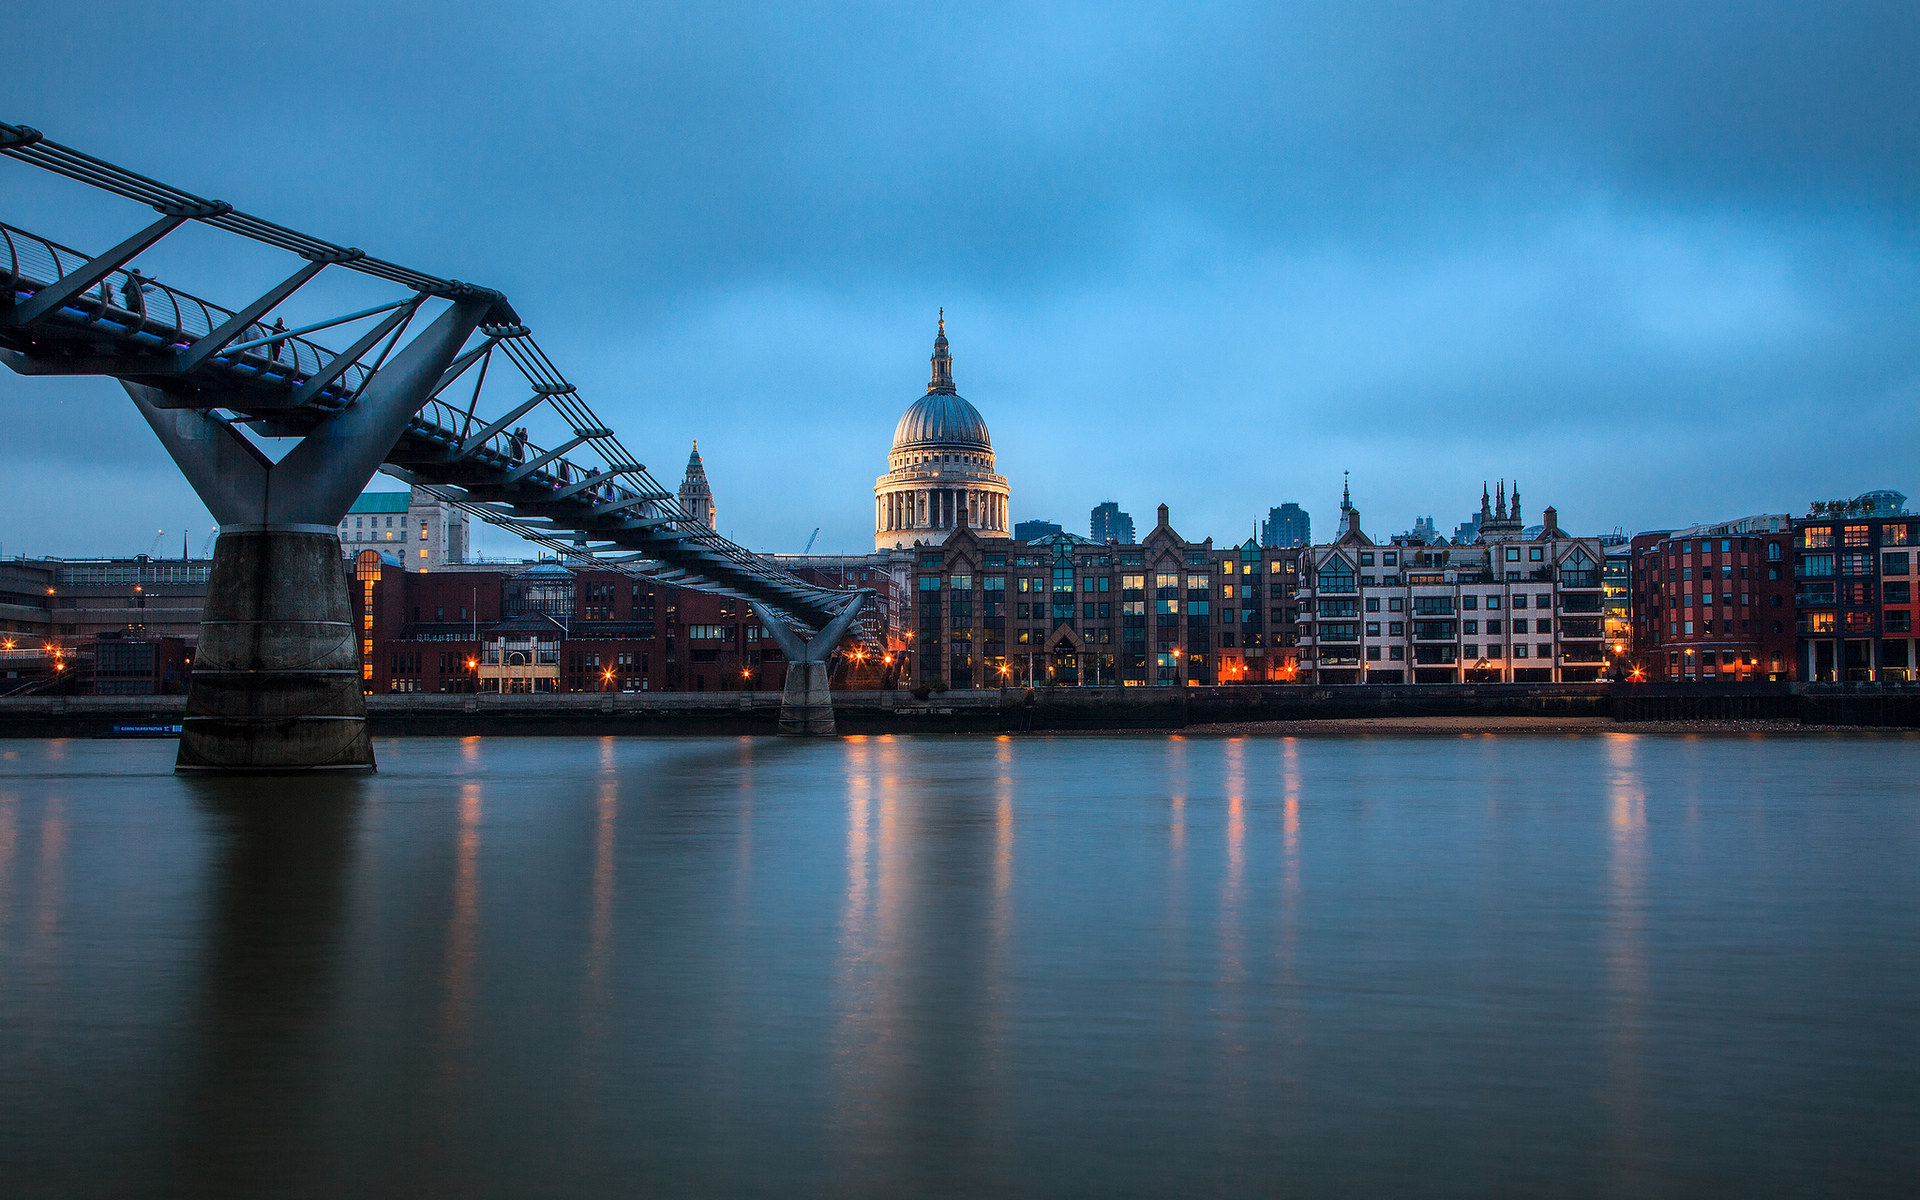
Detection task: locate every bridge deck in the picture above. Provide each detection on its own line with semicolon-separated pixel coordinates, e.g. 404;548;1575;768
0;213;854;627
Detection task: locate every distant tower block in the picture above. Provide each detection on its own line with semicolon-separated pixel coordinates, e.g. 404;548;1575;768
1091;501;1135;543
677;440;716;530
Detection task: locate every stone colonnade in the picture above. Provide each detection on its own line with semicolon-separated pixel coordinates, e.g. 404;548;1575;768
879;487;1005;534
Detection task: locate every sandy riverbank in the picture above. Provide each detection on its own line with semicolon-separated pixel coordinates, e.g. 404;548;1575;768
1059;716;1907;737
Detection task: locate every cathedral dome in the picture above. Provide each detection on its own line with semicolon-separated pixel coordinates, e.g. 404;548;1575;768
892;390;992;452
889;310;991;453
874;312;1011;552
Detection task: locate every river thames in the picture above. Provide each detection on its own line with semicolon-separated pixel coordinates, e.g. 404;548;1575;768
1;733;1915;1197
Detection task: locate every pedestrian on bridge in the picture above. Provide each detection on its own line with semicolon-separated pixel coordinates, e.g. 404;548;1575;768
120;269;147;318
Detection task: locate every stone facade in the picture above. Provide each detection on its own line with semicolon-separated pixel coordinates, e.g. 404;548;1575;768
676;441;716;530
874;314;1011;550
337;487;468;569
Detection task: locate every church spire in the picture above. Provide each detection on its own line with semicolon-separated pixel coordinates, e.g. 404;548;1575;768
1481;482;1491;521
677;440;715;530
928;308;955;394
1495;480;1507;520
1341;470;1352;512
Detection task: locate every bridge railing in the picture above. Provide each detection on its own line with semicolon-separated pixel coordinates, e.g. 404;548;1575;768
3;221;691;534
1;221;371;398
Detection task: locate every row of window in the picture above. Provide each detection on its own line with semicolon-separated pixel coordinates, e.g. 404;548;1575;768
1800;524;1914;549
1657;537;1785;558
1665;593;1784;608
1796;552;1914;578
1655;564;1771;581
927;573;1267;594
1307;618;1565;639
1667;620;1788;636
1316;593;1556;613
1792;581;1912;606
936;551;1296;573
1798;613;1913;634
961;600;1302;622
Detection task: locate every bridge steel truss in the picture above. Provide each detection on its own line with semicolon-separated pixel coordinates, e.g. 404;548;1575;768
0;121;866;769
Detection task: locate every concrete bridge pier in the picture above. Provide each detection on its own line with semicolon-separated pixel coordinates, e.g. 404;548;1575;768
751;592;870;736
182;528;370;771
126;297;493;772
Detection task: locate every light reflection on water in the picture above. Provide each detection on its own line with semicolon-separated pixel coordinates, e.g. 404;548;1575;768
0;733;1915;1198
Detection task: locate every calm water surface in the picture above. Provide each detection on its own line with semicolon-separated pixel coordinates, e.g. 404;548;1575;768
0;733;1916;1198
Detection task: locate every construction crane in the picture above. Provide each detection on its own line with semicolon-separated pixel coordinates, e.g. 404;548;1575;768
143;528;165;558
803;527;820;554
197;525;218;558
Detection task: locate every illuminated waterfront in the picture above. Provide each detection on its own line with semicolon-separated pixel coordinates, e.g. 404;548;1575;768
1;734;1915;1197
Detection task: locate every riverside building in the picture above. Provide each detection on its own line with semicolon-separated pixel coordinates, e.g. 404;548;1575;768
873;313;1011;551
1627;515;1795;681
1790;491;1916;681
348;554;896;695
903;504;1302;688
1295;482;1607;683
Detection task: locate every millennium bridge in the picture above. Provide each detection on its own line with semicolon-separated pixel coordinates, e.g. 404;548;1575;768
0;121;868;770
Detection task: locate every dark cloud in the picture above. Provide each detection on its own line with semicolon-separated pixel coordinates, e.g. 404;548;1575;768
2;1;1915;556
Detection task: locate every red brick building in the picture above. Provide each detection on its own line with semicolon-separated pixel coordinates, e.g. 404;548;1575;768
1628;516;1796;681
349;552;893;695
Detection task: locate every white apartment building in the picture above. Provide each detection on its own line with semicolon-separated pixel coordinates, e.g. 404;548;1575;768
1296;483;1607;684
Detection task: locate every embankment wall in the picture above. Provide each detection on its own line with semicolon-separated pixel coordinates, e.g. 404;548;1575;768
2;683;1915;738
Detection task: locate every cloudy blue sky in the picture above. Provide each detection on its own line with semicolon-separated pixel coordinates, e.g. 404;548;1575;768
3;2;1915;558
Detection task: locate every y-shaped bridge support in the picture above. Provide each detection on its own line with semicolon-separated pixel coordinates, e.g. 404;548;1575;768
750;593;870;735
126;298;493;772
